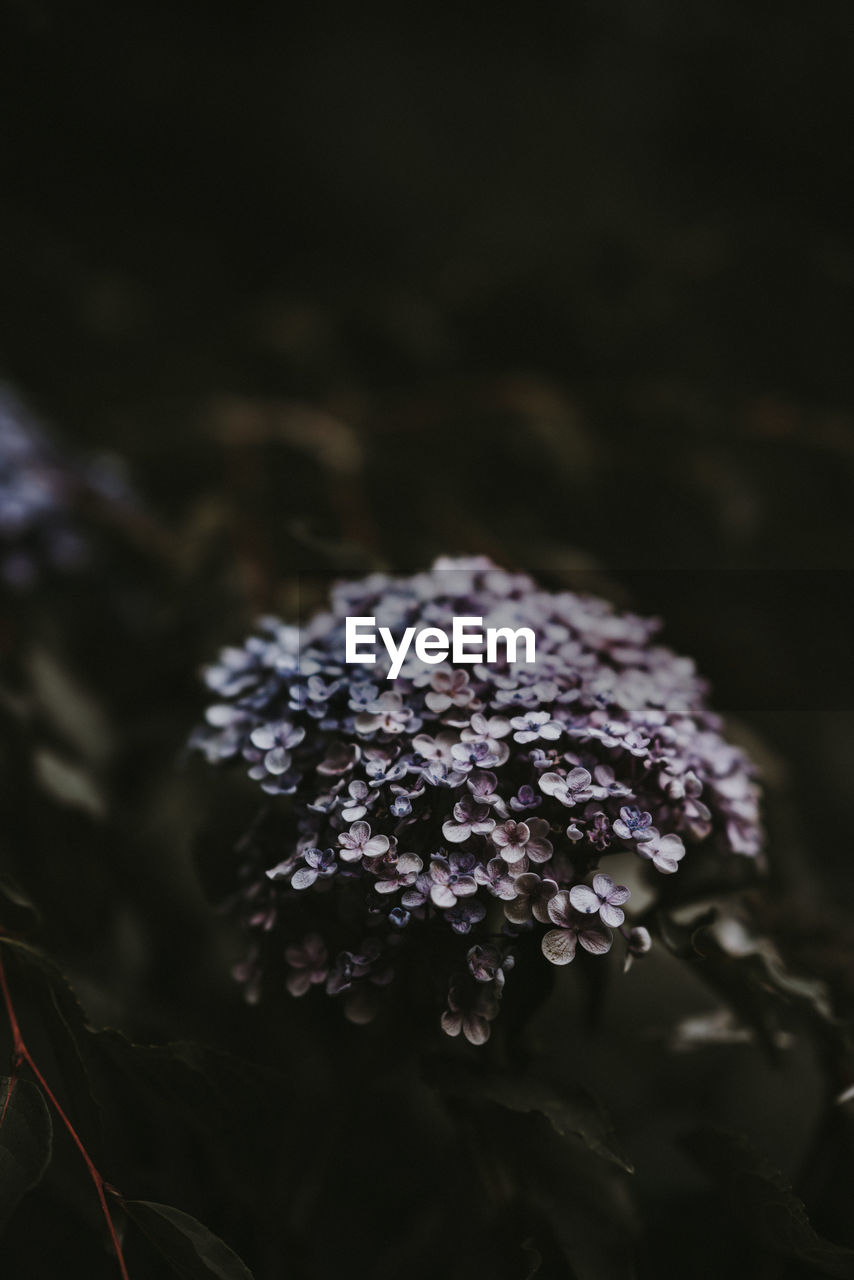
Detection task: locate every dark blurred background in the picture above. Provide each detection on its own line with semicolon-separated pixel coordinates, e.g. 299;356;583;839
3;0;853;878
2;4;854;1276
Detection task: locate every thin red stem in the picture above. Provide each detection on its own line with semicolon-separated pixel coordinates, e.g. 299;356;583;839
0;946;130;1280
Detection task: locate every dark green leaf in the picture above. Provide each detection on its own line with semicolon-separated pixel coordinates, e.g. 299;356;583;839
430;1061;633;1173
685;1127;854;1279
0;1076;53;1231
124;1200;255;1280
0;938;105;1168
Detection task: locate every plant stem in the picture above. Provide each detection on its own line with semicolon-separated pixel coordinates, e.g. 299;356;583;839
0;946;130;1280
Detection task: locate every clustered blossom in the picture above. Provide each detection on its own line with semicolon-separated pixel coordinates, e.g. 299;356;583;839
194;558;763;1044
0;384;133;589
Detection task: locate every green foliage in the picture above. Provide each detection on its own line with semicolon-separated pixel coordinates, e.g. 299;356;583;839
0;1076;52;1231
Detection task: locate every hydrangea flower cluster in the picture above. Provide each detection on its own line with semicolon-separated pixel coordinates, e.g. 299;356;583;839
194;558;762;1044
0;383;131;589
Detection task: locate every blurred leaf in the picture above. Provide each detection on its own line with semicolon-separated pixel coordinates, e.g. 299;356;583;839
33;750;106;818
27;647;112;766
430;1061;633;1174
0;1075;53;1231
685;1127;854;1278
123;1200;255;1279
0;875;41;936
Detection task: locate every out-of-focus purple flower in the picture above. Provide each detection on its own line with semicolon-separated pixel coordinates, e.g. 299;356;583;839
285;934;329;996
445;899;487;934
316;741;360;776
371;852;423;895
355;691;419;735
510;710;563;744
0;385;142;589
441;978;501;1044
425;667;477;713
569;873;630;927
636;828;686;874
623;925;652;971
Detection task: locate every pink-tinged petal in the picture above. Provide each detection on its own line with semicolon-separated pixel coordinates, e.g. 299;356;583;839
286;971;312;996
499;844;528;865
600;903;625;928
338;846;363;864
354;712;381;733
291;867;317;890
606;883;631;907
452;876;478;898
471;818;497;836
491;826;511;848
591;873;614;898
440;1010;463;1037
531;895;557;924
569;884;601;914
567;767;592;790
265;747;292;775
463;1015;492;1045
341;804;367;821
373;880;401;894
504;898;531;924
349;821;371;844
546;889;573;927
491;742;510;766
363;835;390;857
525;838;553;863
429;857;451;883
526;817;551;840
425;691;452;713
579;925;613;955
539;772;565;796
430;884;457;909
442;820;471;843
397;854;422;875
542;928;578;965
612;819;632;840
